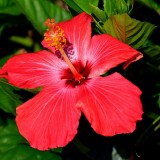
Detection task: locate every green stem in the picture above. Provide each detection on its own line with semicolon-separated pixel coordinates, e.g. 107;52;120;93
93;17;106;33
136;116;160;144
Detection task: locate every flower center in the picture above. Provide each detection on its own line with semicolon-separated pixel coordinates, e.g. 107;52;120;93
44;19;84;81
61;62;90;87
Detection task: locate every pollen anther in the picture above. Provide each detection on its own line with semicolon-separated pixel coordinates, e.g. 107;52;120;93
44;19;67;50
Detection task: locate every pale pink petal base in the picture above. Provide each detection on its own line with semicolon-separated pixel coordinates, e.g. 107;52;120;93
78;72;143;136
16;82;81;150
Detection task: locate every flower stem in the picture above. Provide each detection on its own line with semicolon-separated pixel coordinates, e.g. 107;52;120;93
93;17;105;33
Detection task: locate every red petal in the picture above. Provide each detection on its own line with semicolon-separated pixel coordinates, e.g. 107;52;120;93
78;73;143;136
87;34;143;77
16;82;81;150
123;53;143;69
1;50;67;89
58;12;92;65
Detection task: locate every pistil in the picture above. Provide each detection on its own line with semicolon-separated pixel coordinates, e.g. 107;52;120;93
59;47;84;81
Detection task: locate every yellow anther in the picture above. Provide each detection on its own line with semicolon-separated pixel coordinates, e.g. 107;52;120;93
44;19;67;50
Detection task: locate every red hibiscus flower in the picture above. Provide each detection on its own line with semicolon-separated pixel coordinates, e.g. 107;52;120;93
0;12;143;150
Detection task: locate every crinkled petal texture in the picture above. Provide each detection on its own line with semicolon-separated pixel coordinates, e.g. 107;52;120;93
58;12;92;65
16;81;81;150
87;34;142;77
78;72;143;136
1;50;67;89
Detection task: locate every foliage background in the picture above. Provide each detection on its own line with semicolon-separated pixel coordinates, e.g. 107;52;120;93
0;0;160;160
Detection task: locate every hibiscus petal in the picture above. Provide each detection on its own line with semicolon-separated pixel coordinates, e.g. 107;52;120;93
77;72;143;136
58;12;92;65
1;50;67;89
87;34;142;77
16;82;81;150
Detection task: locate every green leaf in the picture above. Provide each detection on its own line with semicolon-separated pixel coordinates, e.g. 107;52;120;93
73;0;92;14
0;145;62;160
0;0;21;15
145;112;160;120
89;0;99;7
141;41;160;70
103;0;133;18
137;0;160;15
51;148;63;153
89;3;106;22
65;0;83;13
103;13;156;49
0;79;22;115
14;0;72;35
9;35;34;47
0;119;27;152
65;0;99;14
142;40;160;58
0;120;62;160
